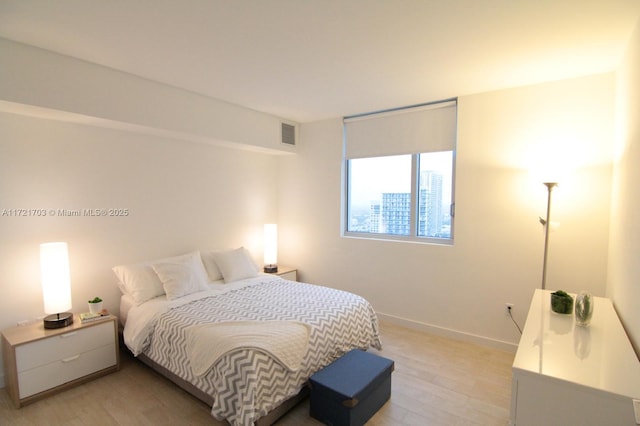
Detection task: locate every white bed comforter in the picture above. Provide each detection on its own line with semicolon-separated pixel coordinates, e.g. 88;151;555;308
122;275;382;426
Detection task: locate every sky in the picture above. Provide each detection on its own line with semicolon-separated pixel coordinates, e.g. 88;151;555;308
349;151;453;208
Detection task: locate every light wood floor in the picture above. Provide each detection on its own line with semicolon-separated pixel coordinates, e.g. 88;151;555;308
0;322;515;425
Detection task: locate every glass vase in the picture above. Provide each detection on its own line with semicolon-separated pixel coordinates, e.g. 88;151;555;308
574;291;594;327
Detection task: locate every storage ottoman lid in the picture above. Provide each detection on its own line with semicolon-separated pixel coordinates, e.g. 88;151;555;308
310;349;394;406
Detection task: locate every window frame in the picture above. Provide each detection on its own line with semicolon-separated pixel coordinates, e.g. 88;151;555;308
341;99;457;245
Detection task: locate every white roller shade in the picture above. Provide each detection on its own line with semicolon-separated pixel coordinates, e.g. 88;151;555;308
344;100;457;159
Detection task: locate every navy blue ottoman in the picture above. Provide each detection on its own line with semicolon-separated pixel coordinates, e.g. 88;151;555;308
309;349;394;426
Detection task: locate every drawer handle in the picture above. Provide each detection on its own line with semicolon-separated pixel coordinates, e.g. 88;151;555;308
62;355;80;363
60;332;77;338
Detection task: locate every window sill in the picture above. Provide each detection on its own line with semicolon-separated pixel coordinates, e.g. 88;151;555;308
342;232;454;246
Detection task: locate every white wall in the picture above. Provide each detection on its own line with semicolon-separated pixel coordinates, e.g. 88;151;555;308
0;38;297;154
0;38;295;389
609;18;640;355
279;73;615;350
0;112;279;384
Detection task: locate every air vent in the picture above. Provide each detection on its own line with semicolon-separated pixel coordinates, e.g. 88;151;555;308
281;122;296;146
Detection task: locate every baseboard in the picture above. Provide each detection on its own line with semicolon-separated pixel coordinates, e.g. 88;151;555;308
377;312;518;353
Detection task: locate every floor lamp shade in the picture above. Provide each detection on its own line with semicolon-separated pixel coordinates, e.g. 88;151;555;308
40;242;74;328
263;224;278;273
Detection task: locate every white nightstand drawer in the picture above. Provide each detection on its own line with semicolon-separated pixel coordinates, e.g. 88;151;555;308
18;342;117;398
16;321;114;372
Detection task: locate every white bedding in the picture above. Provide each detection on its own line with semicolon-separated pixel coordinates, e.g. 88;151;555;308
123;277;258;355
121;275;382;426
186;320;310;376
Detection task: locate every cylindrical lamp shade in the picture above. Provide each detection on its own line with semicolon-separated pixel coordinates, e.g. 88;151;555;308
263;224;278;272
40;242;72;314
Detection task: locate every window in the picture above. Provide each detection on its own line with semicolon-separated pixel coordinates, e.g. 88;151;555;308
343;100;456;243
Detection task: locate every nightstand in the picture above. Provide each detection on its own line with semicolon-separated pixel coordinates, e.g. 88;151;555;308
1;314;120;407
267;266;297;281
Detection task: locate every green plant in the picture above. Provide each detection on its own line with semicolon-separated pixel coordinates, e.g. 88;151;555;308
88;297;102;304
550;290;573;314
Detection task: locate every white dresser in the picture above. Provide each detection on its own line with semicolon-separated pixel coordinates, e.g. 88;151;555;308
511;290;640;425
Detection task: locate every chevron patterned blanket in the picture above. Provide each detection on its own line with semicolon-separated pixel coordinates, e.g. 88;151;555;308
140;277;382;426
186;320;311;375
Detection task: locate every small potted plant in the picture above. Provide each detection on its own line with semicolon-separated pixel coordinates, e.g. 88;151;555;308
550;290;573;314
88;297;103;314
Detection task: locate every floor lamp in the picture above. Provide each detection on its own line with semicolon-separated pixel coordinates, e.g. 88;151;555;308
539;182;558;290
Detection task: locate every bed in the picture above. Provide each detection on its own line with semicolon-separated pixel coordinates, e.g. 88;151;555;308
114;248;382;426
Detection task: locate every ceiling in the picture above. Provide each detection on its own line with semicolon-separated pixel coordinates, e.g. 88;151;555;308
1;0;639;123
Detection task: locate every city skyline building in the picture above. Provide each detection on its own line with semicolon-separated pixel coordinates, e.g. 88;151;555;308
352;170;449;238
381;192;411;235
419;171;444;237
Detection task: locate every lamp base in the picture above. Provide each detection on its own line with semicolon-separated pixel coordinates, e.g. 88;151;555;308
43;312;74;329
264;265;278;273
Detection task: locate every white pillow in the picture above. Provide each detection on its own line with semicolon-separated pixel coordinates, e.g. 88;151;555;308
113;260;165;305
152;251;210;300
212;247;260;283
200;250;224;282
